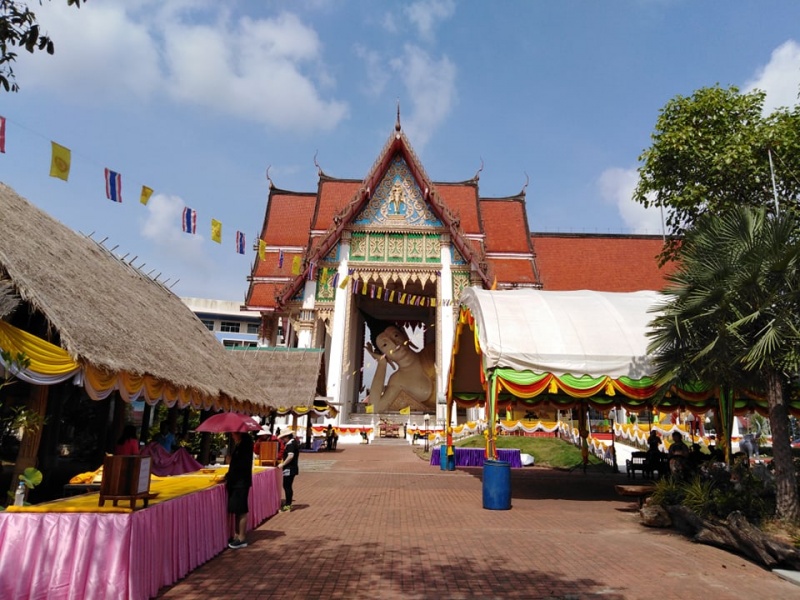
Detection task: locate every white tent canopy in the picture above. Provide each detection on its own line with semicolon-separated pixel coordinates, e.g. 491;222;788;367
457;287;664;380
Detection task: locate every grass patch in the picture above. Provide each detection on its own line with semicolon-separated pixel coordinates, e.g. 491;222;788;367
411;435;607;470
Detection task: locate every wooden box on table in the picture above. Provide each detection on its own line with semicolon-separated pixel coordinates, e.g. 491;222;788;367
99;455;153;509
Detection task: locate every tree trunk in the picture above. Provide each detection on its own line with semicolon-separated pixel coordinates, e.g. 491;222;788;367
10;384;48;501
666;505;800;569
765;369;799;523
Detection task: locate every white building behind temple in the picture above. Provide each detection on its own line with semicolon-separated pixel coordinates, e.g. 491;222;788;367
181;298;261;348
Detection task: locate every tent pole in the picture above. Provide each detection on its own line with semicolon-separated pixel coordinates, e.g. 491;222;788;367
578;400;589;474
486;370;497;460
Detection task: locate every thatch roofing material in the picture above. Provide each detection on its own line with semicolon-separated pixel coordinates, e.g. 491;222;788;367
0;279;20;319
229;347;326;409
0;182;271;410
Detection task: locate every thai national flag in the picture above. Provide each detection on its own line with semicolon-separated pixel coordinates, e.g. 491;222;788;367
104;168;122;202
182;207;197;234
235;231;246;254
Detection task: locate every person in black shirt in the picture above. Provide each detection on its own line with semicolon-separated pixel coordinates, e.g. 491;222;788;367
225;431;253;549
278;429;299;511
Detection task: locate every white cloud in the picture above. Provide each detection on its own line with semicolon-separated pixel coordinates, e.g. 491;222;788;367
16;2;160;102
140;194;210;267
744;40;800;113
16;2;348;132
404;0;456;41
390;45;457;148
598;168;665;235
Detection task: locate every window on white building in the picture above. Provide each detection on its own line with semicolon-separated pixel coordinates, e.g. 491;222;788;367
201;319;214;331
220;321;240;333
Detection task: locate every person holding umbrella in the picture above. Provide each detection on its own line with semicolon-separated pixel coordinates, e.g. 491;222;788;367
225;430;253;549
194;412;261;549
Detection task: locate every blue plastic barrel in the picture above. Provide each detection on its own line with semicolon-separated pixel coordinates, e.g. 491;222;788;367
482;459;511;510
440;447;455;471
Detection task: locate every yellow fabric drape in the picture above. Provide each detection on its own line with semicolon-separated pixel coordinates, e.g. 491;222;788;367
0;320;78;375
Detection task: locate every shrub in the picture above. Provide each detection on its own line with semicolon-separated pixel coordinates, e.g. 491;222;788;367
649;459;771;524
650;476;685;507
681;476;715;517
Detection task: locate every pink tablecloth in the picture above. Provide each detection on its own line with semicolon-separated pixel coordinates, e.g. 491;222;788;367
0;467;281;600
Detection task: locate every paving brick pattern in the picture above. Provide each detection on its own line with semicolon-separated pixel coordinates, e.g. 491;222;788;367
157;440;797;599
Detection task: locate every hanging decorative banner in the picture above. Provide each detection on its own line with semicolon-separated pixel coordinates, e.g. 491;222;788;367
338;274;350;289
235;231;246;255
278;249;284;268
104;168;122;203
211;219;222;244
307;261;316;281
8;113;271;248
140;185;153;205
49;141;71;181
258;239;266;261
291;256;301;275
182;207;197;234
348;278;438;308
0;115;5;153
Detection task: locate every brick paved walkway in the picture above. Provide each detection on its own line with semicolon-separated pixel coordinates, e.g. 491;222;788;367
157;440;797;599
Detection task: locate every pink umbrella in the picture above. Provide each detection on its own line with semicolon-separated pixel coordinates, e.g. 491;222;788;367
195;412;262;433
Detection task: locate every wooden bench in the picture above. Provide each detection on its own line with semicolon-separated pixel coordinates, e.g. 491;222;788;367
615;484;656;508
625;451;668;479
625;452;652;479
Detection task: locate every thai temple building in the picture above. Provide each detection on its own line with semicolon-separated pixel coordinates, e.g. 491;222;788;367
244;115;674;426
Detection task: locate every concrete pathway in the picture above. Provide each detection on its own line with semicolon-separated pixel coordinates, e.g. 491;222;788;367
157;439;798;599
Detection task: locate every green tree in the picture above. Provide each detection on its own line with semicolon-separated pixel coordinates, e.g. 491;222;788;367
648;207;800;523
0;0;84;92
634;85;800;263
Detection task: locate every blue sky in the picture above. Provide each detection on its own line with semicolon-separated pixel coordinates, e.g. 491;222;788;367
1;0;799;302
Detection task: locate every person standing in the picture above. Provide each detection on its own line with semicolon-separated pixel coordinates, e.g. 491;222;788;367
115;425;139;455
668;431;690;480
278;429;299;512
225;431;253;549
155;421;176;453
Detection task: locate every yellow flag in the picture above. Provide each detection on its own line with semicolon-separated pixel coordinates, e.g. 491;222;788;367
258;240;266;261
399;406;411;415
320;267;329;285
49;141;71;181
291;256;301;275
491;276;497;290
338;274;350;289
365;404;374;414
211;219;222;243
140;185;154;205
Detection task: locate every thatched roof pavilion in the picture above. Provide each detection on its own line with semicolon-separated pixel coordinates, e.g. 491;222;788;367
0;182;271;413
228;347;331;416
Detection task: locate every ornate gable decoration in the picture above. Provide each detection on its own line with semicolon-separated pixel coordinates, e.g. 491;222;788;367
354;156;442;228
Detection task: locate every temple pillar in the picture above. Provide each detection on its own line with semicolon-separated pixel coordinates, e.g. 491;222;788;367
326;233;351;411
438;234;455;426
296;281;317;348
259;314;275;347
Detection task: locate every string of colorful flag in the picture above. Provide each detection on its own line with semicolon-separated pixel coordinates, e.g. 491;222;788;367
0;115;251;256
